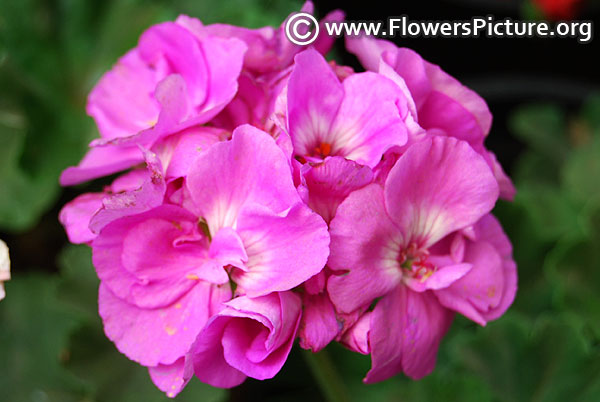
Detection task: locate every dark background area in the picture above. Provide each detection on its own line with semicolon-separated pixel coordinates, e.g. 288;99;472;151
317;0;600;170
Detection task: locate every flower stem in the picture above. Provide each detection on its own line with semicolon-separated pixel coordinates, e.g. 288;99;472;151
302;348;351;402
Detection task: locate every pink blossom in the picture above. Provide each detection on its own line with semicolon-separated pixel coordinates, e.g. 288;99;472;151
59;126;227;245
56;5;519;393
177;3;344;134
346;36;515;200
60;22;247;185
327;136;506;381
177;2;343;75
283;49;409;167
434;214;518;325
186;292;302;388
185;125;330;297
89;126;328;395
299;157;374;225
59;163;157;245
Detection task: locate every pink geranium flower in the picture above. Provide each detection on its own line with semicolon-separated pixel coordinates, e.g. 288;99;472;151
60;21;247;185
186;292;302;388
346;36;516;200
327;136;513;381
283;49;409;167
177;2;344;134
90;126;329;396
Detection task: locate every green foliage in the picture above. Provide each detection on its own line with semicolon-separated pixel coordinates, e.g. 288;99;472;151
0;274;86;402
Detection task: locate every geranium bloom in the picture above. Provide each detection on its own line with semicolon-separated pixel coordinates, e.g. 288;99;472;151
92;126;329;396
60;22;247;185
59;126;228;245
187;292;302;388
283;49;409;167
175;2;344;133
57;3;518;395
327;136;515;381
0;239;10;301
177;2;342;76
346;36;516;200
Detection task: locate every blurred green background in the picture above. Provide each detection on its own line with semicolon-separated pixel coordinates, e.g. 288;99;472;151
1;0;599;401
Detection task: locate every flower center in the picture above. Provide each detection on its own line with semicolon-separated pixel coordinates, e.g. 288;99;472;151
399;243;437;282
313;142;332;158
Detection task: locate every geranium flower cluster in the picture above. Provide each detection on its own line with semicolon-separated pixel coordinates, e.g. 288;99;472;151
59;2;517;397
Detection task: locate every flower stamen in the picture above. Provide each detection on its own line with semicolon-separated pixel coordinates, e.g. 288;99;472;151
399;243;437;283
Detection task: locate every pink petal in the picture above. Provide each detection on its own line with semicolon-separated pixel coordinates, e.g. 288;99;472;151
110;169;150;192
157;126;228;179
420;60;492;141
59;145;144;186
189;293;301;386
403;263;472;292
436;215;517;325
186;125;300;235
196;37;247;120
435;241;504;325
92;205;211;308
365;286;453;383
418;90;485;144
298;292;341;352
327;184;402;314
233;202;329;297
312;9;346;56
339;311;371;355
85;23;245;150
86;49;161;140
148;358;190;398
304;270;327;295
121;218;228;286
137;22;208;106
384;137;499;247
328;71;408;166
89;149;166;233
99;280;230;367
185;316;247;389
59;193;104;244
209;227;248;270
287;49;344;158
473;214;513;257
301;156;373;224
485;150;516;201
346;37;492;143
0;239;10;301
345;36;397;73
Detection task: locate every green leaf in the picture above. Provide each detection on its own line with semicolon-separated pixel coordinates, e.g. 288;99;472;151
57;244;99;321
160;0;303;28
581;94;600;133
562;136;600;206
509;104;568;163
513;182;583;241
451;313;599;402
0;274;87;402
544;237;600;340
